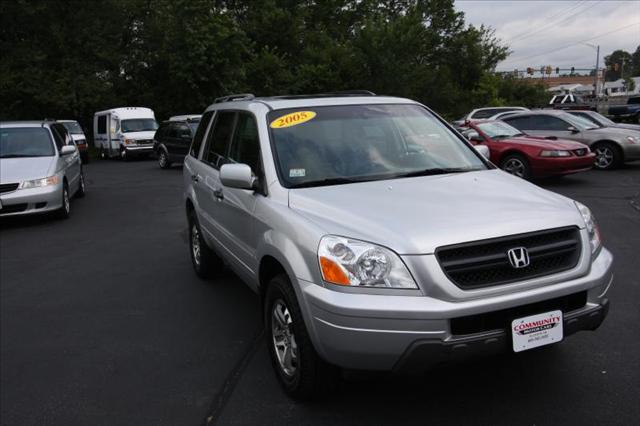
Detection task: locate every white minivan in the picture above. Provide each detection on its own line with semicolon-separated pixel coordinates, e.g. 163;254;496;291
93;107;158;160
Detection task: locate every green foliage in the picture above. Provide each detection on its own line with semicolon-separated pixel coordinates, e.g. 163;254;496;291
1;0;521;128
604;48;634;81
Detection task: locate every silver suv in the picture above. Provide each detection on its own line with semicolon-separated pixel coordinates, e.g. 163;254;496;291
183;93;613;399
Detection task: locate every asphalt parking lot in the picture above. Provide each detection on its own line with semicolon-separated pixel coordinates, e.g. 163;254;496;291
1;160;639;426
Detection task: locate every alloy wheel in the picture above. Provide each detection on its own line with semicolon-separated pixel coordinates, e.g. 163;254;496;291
503;158;526;178
191;223;201;266
63;188;70;214
159;151;167;168
595;146;613;169
271;299;298;377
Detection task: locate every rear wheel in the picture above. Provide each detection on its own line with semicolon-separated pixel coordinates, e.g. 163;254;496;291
265;273;339;400
188;211;221;279
500;153;531;179
593;142;622;170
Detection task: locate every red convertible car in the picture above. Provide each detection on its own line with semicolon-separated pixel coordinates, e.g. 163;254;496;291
461;120;596;179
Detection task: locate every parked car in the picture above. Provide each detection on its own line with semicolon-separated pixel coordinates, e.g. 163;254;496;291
153;116;201;168
607;96;640;123
548;94;593;111
502;110;640;169
93;107;158;160
567;110;640;131
183;92;612;399
59;120;90;163
0;121;85;218
461;120;595;179
452;106;529;128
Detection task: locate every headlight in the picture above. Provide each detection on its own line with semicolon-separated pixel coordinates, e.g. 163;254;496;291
575;201;601;256
626;136;638;144
540;150;571;157
318;235;417;288
19;175;59;189
125;139;134;145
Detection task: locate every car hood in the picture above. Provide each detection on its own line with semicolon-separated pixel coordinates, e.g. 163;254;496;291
507;135;587;150
0;157;56;183
289;170;584;254
584;126;639;139
121;130;156;140
611;123;640;133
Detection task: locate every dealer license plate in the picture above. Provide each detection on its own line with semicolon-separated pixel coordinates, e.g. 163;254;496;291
512;310;563;352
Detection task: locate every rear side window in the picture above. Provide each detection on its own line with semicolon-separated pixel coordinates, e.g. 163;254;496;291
228;113;260;173
205;111;236;167
97;115;107;134
529;115;568;131
190;111;214;158
503;116;531;130
177;124;191;138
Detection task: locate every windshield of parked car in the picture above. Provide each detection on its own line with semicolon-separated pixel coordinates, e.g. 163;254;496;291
268;104;487;188
0;127;55;158
121;119;159;133
61;121;84;134
562;113;598;130
476;121;524;139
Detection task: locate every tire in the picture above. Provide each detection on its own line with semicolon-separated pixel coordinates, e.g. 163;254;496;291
188;211;221;279
593;142;622;170
75;170;86;198
265;273;339;400
56;183;71;219
99;147;107;160
120;146;129;161
500;153;531;179
158;149;171;169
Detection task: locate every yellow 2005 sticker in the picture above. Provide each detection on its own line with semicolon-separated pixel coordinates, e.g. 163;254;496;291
270;111;316;129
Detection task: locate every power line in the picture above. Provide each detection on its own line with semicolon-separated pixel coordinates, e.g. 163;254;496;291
506;22;639;63
509;1;602;45
505;1;588;43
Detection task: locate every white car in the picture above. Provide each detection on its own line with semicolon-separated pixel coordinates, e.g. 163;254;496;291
93;107;158;160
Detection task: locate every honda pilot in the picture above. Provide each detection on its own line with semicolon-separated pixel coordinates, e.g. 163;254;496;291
182;92;613;399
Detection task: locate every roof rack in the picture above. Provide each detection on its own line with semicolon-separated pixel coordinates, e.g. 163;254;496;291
269;90;376;100
214;93;255;103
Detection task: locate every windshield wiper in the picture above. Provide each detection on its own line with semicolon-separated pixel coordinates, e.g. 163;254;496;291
393;167;478;178
290;176;376;188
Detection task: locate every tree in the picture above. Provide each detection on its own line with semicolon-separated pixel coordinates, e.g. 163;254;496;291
604;49;633;81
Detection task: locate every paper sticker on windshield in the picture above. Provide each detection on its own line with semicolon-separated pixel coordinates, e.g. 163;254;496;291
270;111;316;129
289;168;306;178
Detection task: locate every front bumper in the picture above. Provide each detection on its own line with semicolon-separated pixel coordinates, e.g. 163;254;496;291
0;183;63;217
622;143;640;161
531;154;595;177
123;145;154;155
299;248;613;371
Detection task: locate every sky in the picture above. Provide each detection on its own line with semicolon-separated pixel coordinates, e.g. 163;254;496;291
455;0;640;73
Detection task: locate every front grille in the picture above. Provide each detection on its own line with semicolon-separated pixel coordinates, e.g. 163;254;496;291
0;203;28;214
0;183;19;193
450;291;587;335
136;139;153;144
436;227;581;289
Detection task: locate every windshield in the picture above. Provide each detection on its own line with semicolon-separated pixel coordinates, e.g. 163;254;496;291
268;104;487;188
61;121;83;134
121;118;158;133
476;121;524;138
562;113;598;130
591;112;615;126
0;127;55;158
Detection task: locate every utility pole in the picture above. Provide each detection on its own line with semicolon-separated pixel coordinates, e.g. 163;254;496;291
594;45;600;110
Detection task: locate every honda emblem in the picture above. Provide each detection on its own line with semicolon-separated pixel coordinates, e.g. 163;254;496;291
507;247;530;268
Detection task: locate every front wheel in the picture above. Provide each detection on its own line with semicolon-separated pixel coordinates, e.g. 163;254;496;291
188;211;221;279
593;142;622;170
56;184;71;219
75;171;86;198
158;149;171;169
500;153;531;179
120;147;129;161
265;274;339;400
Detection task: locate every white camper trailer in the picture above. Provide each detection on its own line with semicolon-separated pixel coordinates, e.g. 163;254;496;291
93;107;158;160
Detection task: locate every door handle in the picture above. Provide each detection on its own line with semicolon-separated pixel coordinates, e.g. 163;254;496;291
213;187;224;201
191;174;199;183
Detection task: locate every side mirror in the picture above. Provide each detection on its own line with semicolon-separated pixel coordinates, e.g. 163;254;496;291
60;145;76;156
220;163;257;190
466;131;484;143
474;144;491;159
567;126;579;133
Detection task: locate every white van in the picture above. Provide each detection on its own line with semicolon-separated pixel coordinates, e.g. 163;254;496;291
93;107;158;160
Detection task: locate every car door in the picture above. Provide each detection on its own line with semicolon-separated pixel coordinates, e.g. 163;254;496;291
51;124;81;191
175;123;192;159
192;111;237;257
213;112;263;284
